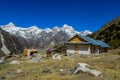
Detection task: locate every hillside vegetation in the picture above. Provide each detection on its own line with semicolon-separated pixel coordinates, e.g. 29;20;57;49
90;17;120;48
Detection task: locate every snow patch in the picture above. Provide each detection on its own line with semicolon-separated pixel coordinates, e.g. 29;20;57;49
0;31;11;54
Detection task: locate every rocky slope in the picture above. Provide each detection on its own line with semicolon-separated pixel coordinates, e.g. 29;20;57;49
90;17;120;48
0;28;24;56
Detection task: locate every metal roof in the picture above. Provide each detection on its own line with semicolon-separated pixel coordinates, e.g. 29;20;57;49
65;34;110;48
96;40;111;48
79;35;99;45
79;35;110;48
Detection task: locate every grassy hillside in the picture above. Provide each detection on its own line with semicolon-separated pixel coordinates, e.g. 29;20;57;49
90;17;120;48
0;49;120;80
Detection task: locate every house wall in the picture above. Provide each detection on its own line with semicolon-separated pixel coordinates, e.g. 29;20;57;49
90;45;99;54
66;44;74;54
66;44;91;55
99;47;108;53
78;44;90;55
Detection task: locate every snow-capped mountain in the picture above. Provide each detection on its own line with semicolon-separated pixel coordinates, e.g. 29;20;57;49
1;22;92;37
79;30;92;36
0;22;92;48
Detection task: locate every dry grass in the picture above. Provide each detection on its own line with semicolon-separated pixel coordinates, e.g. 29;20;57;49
0;49;120;80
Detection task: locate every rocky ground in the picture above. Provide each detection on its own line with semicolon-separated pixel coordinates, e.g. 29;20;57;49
0;49;120;80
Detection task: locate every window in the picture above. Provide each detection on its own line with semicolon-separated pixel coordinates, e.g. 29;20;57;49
79;45;88;51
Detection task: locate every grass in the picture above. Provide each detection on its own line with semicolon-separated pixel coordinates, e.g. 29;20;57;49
0;49;120;80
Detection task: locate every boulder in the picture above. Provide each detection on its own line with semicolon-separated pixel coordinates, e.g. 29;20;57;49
0;60;6;64
10;60;20;64
41;68;52;74
59;69;64;72
89;69;102;77
0;76;6;80
72;63;102;77
16;69;23;74
28;53;42;63
52;53;61;60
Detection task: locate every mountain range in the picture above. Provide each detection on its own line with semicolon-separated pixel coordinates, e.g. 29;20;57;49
0;23;92;53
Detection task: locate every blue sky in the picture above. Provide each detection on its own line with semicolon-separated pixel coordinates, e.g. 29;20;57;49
0;0;120;32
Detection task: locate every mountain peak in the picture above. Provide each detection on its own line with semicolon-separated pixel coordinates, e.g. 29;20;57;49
28;26;39;30
44;28;52;33
53;26;60;31
7;22;15;27
80;30;92;36
62;24;71;28
63;24;68;27
53;26;60;29
2;22;18;33
61;24;74;30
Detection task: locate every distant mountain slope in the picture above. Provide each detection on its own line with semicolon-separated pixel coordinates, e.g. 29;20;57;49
90;17;120;48
0;28;24;56
0;23;92;48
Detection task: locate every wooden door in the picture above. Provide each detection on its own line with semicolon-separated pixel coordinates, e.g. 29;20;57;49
74;44;79;54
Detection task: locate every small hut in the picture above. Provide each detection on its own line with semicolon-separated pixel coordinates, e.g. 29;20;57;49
65;34;110;55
